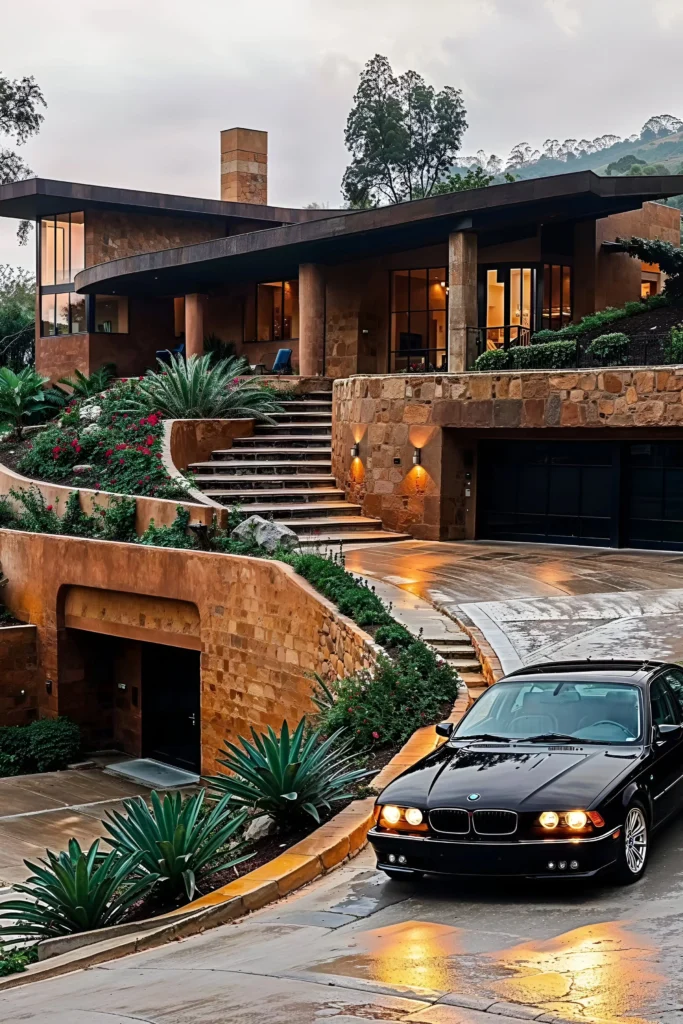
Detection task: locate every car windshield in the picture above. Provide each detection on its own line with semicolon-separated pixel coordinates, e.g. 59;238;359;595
453;680;643;745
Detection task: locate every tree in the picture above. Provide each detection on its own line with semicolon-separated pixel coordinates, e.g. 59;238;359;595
605;154;646;176
341;55;467;206
0;265;35;369
432;167;517;196
0;71;46;244
617;236;683;301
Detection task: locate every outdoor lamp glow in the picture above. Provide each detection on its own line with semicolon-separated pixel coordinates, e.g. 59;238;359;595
350;442;360;459
566;810;588;830
381;805;402;825
405;807;424;826
413;447;422;466
539;811;560;829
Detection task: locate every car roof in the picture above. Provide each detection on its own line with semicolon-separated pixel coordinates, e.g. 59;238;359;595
500;659;674;688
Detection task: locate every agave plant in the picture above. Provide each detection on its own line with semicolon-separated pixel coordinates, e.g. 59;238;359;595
121;353;283;421
0;365;49;439
103;789;251;902
0;839;154;942
206;719;371;825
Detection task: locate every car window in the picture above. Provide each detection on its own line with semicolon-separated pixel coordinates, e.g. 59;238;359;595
650;678;678;726
661;669;683;717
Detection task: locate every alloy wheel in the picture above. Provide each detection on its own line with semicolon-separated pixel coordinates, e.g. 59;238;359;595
624;806;647;874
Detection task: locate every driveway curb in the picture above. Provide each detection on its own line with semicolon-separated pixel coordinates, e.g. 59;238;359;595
0;689;470;991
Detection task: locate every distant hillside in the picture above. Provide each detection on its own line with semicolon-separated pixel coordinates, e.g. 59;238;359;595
459;114;683;181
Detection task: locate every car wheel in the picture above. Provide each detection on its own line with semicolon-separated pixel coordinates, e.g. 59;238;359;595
614;800;649;884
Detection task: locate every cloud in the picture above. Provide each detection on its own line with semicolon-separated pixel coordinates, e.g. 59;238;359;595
544;0;581;34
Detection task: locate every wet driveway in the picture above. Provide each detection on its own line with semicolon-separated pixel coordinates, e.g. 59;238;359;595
345;541;683;672
4;821;683;1024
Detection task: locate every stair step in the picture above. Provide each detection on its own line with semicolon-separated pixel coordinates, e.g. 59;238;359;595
193;474;336;488
282;516;383;533
230;435;332;447
254;425;332;436
295;530;412;546
428;643;477;655
439;658;482;671
238;502;362;517
270;411;332;420
203;488;347;503
459;671;486;685
209;448;332;460
274;400;332;410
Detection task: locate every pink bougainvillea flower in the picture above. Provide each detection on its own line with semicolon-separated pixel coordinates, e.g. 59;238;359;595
372;731;380;739
46;505;53;512
119;457;125;465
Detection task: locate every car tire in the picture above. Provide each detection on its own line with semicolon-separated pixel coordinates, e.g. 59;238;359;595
614;800;649;885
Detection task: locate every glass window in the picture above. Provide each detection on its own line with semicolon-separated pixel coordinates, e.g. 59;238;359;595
651;678;678;726
95;295;128;333
255;280;298;342
56;293;70;335
69;292;87;334
40;217;55;286
453;680;642;744
283;279;298;340
70;211;85;279
41;293;56;336
662;670;683;715
389;267;447;372
562;265;572;324
55;215;70;286
541;264;572;331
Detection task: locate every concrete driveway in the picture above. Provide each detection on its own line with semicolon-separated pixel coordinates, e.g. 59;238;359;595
346;541;683;673
4;826;683;1024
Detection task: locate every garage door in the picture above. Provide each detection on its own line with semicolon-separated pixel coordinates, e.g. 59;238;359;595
478;440;616;546
478;440;683;550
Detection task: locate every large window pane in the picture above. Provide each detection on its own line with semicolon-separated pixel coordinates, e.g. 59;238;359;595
562;265;572;324
408;311;428;350
510;268;521;326
41;293;56;336
428;268;447;310
542;264;551;329
56;293;70;335
392;270;409;312
551;265;561;329
40;217;55;286
522;268;532;329
409;268;427;311
70;292;87;334
55;215;70;286
95;295;128;333
283;279;299;339
70;212;85;279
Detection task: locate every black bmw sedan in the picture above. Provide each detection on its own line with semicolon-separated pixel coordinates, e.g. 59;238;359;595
369;660;683;885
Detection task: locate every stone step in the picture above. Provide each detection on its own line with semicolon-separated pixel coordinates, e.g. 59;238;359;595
275;400;332;410
254;424;332;436
281;516;383;534
459;670;486;685
190;460;332;476
428;642;477;655
193;474;337;490
296;530;412;547
270;411;332;421
209;448;332;461
239;502;362;518
437;657;482;672
230;435;332;448
203;487;347;503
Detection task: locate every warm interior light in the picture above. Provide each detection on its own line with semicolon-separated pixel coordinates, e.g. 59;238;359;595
566;810;588;830
405;807;424;827
539;811;559;830
381;805;402;826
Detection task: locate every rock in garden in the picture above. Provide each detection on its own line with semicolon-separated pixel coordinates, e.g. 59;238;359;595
244;814;276;843
72;464;94;475
80;422;100;436
231;515;300;553
79;404;102;424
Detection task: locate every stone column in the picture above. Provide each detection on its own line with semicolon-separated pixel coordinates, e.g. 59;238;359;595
184;294;205;359
298;264;325;377
448;231;478;372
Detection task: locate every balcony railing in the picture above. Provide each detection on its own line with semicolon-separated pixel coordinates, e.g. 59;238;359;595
468;327;675;369
469;325;532;359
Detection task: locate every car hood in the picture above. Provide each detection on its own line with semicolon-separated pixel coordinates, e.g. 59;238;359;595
379;742;642;812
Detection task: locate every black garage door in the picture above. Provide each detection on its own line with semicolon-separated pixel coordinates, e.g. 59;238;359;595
478;440;683;550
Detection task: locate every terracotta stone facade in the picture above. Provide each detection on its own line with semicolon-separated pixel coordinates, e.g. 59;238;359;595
333;367;683;539
0;532;376;770
0;625;39;727
220;128;268;205
85;211;225;268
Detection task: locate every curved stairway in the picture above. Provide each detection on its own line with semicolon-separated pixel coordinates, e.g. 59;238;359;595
188;391;411;547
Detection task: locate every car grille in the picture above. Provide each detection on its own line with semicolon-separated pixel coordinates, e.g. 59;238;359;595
472;810;518;836
429;808;470;834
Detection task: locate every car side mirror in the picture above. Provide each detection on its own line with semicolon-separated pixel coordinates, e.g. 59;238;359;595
436;721;454;738
658;722;681;737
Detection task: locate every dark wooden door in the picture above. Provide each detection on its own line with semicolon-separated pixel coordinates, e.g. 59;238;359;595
142;644;200;773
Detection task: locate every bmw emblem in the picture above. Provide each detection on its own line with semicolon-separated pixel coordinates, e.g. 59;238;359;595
467;793;480;802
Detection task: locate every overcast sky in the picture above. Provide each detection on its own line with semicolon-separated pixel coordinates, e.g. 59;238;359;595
2;0;682;269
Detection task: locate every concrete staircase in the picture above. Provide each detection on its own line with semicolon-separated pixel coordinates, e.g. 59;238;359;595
424;635;486;699
188;391;410;548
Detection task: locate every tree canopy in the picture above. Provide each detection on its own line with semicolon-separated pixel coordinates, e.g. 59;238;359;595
341;55;468;207
0;70;46;244
0;265;35;369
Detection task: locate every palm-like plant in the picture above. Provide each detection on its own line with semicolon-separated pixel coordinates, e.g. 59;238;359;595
103;789;251;902
206;719;371;825
56;364;115;399
0;366;49;438
0;839;154;942
121;354;283;421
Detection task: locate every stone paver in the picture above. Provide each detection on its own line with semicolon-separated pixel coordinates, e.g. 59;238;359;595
346;540;683;671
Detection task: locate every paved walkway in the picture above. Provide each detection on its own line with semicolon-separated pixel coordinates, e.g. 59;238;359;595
346;540;683;673
0;768;152;886
5;831;683;1024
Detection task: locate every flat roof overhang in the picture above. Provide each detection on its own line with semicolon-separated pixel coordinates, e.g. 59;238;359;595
0;177;339;227
73;171;683;297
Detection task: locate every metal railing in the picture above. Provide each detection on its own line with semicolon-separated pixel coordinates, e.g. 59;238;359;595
468;327;675;370
468;325;532;360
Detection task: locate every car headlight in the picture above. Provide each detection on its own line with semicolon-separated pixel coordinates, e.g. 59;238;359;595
377;805;427;832
539;811;560;829
566;810;588;830
381;805;402;825
405;807;424;826
538;809;600;831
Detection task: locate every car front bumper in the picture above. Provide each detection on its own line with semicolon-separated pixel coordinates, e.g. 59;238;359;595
368;826;621;878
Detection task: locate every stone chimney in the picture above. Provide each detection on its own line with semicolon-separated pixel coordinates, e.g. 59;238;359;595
220;128;267;204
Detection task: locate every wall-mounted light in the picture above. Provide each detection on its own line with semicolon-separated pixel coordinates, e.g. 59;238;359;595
45;678;53;695
351;442;360;459
413;447;422;466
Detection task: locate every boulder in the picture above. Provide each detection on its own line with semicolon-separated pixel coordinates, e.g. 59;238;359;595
80;423;101;437
244;814;276;843
79;404;102;424
231;514;300;553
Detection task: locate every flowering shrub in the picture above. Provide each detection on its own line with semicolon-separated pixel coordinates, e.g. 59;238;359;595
17;378;187;499
0;487;136;543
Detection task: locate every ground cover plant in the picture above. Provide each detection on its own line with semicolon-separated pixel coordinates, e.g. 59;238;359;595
0;717;80;777
0;945;38;977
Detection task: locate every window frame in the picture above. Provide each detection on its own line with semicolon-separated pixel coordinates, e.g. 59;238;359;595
388;266;448;373
38;212;88;338
252;279;299;344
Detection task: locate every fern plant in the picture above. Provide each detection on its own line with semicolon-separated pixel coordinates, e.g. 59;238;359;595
121;354;283;421
206;718;371;825
103;790;251;902
0;839;154;942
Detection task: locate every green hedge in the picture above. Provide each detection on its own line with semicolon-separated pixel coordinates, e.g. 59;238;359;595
585;332;630;367
530;293;668;343
474;340;577;372
0;718;81;777
665;326;683;364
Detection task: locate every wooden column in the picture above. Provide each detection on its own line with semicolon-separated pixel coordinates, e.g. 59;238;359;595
448;231;478;372
185;294;205;359
298;264;325;377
